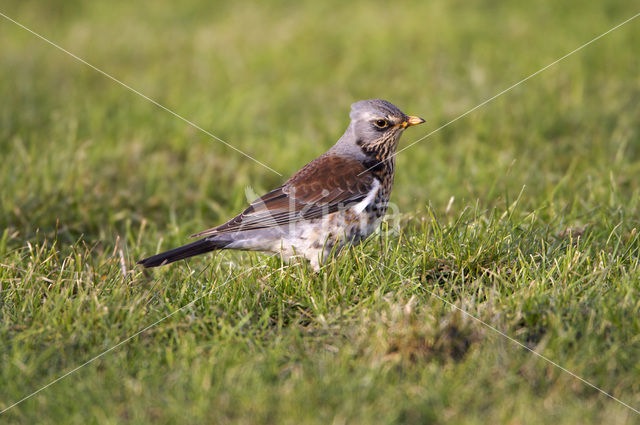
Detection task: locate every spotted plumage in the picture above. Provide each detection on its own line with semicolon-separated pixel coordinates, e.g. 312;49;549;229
138;99;424;270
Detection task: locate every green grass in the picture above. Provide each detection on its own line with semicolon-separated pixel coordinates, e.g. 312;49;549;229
1;0;640;423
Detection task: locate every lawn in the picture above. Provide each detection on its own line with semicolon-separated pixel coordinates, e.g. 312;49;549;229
1;0;640;423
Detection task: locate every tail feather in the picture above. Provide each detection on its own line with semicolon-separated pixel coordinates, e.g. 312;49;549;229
138;238;228;268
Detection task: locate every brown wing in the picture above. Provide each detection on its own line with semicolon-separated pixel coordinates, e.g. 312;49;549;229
190;154;375;237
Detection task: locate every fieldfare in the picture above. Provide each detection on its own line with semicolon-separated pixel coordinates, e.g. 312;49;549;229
138;99;425;270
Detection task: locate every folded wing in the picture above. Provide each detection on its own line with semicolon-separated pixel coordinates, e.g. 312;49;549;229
191;154;374;237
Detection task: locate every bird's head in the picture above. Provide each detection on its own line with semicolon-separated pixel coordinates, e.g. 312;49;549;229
345;99;424;154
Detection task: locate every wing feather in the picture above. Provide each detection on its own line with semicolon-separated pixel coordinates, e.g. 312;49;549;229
190;154;375;237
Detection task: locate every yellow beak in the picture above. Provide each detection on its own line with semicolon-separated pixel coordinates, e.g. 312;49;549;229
405;116;426;127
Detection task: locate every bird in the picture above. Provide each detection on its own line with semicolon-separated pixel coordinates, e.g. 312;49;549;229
138;99;425;270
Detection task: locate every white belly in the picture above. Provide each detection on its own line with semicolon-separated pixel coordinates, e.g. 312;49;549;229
225;179;384;270
275;180;383;269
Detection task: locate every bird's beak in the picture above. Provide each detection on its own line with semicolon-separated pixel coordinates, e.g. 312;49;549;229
404;116;426;128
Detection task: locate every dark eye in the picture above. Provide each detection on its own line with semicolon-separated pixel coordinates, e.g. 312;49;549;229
374;119;388;128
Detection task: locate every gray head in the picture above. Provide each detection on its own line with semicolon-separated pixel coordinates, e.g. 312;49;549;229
333;99;425;157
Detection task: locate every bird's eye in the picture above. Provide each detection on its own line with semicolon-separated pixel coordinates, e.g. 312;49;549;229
374;119;388;128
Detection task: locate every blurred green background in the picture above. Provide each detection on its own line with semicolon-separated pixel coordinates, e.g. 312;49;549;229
1;1;639;424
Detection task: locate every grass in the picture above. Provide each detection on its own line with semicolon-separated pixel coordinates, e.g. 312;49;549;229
1;0;640;423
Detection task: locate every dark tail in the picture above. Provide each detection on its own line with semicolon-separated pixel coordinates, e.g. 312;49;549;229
138;238;229;268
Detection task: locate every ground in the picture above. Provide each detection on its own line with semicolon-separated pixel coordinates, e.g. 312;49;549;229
1;0;639;423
